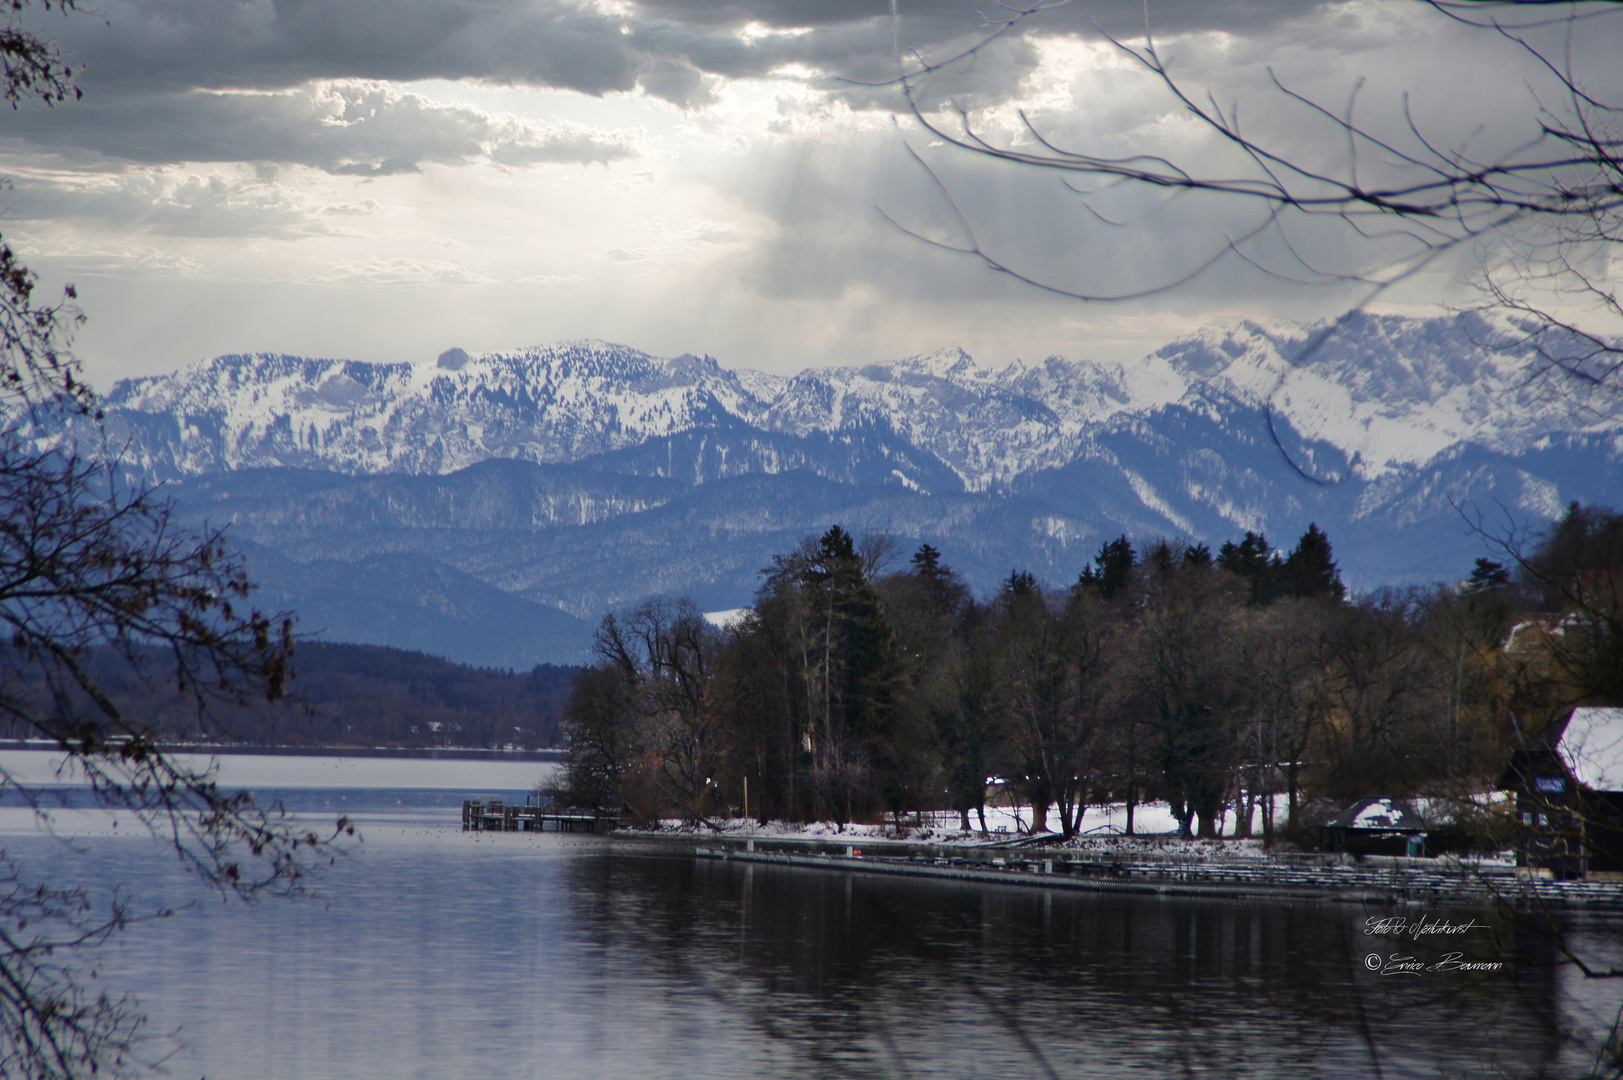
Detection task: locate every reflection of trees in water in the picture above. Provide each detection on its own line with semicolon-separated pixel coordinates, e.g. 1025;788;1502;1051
567;852;1595;1078
1531;914;1623;1079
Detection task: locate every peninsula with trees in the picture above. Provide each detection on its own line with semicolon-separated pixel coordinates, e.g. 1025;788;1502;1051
556;505;1621;866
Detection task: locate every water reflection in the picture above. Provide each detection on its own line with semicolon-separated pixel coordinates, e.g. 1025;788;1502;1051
572;850;1611;1079
8;789;1620;1080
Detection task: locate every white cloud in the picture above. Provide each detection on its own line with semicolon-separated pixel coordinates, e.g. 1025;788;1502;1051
0;0;1613;398
0;163;367;238
308;257;492;285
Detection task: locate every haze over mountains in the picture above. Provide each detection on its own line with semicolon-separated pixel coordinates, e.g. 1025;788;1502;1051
34;311;1622;667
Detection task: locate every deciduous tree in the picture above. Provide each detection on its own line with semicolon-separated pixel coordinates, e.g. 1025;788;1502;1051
0;5;344;1073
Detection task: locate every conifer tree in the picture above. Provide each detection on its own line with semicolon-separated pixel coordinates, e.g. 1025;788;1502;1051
1004;568;1038;596
1216;530;1279;604
1465;558;1511;592
760;525;907;822
1282;523;1346;601
1086;536;1136;600
911;542;942;577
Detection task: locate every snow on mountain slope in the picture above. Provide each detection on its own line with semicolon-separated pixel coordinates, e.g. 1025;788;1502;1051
33;312;1622;500
90;341;767;479
758;348;1140;491
1144;313;1623;476
82;311;1618;665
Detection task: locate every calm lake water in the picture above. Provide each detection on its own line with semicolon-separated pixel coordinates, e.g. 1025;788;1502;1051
4;756;1622;1079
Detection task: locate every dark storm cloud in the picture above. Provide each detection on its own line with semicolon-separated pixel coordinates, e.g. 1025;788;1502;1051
631;0;1330;38
0;82;639;174
61;0;1333;93
52;0;645;96
719;0;1623;321
0;0;1339;169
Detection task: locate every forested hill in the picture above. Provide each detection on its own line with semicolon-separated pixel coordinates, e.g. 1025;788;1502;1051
0;643;581;751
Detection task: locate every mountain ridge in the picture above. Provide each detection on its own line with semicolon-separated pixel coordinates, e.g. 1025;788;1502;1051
21;311;1619;666
59;312;1619;490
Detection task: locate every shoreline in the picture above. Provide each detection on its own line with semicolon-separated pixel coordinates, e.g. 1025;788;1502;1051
0;740;561;762
617;829;1623;911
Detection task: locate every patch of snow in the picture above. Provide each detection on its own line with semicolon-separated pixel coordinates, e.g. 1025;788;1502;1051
1120;467;1196;534
672;799;1299;844
1559;708;1623;790
890;469;922;492
703;608;752;630
1352;798;1409;829
1517;470;1563;519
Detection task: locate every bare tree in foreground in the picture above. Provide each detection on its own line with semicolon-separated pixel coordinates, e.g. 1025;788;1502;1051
0;3;345;1075
873;0;1623;394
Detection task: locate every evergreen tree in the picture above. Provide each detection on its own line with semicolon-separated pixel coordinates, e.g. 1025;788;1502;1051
937;612;1002;833
1520;502;1623;706
1281;523;1346;601
911;543;942;577
1005;568;1039;596
1524;501;1623;610
760;524;907;822
1144;539;1177;576
813;523;857;572
1217;530;1280;605
1086;536;1136;600
1464;557;1511;592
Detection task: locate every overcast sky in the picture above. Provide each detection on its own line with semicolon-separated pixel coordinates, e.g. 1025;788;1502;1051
0;0;1618;389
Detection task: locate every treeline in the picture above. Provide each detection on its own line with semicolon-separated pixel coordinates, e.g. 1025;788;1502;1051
558;504;1622;839
0;642;581;750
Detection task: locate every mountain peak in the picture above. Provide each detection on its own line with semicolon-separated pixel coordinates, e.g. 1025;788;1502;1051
890;346;979;379
40;312;1620;493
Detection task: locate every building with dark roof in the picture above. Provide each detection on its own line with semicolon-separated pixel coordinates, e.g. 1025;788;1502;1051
1319;797;1427;857
1500;707;1623;879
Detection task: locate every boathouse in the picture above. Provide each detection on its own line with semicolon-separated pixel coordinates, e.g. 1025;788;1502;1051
1500;707;1623;879
1320;797;1427;857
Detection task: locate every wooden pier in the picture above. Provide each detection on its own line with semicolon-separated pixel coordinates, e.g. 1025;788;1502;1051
462;798;620;834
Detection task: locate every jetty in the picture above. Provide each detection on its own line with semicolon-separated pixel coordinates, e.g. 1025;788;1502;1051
462;798;620;833
620;831;1623;911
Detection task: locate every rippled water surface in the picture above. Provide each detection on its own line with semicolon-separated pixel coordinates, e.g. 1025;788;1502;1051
5;762;1623;1080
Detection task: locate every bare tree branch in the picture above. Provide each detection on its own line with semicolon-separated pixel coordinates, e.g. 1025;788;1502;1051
876;0;1623;402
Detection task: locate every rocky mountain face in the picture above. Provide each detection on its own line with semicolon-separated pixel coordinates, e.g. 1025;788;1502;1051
33;312;1622;666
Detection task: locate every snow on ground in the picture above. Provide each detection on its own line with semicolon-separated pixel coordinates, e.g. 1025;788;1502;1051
656;801;1291;857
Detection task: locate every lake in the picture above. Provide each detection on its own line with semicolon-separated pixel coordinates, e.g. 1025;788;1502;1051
3;753;1620;1079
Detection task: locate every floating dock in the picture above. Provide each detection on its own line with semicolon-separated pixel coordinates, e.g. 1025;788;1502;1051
462;798;620;833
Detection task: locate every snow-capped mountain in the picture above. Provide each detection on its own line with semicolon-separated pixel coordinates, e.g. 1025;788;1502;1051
27;311;1621;666
68;312;1617;490
85;341;761;480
